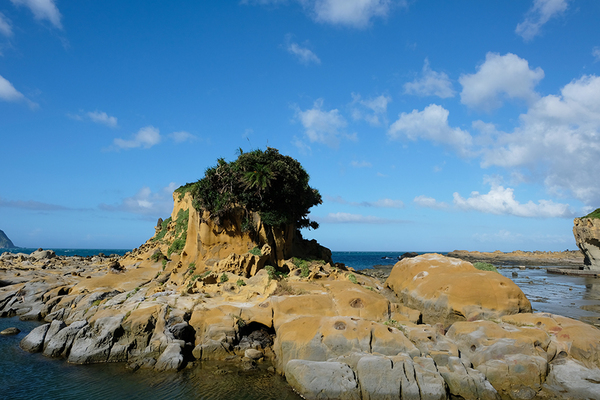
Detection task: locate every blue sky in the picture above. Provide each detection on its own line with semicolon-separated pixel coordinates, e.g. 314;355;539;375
1;0;599;252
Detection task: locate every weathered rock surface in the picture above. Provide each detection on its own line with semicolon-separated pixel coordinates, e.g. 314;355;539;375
385;254;531;325
574;216;600;270
4;190;600;400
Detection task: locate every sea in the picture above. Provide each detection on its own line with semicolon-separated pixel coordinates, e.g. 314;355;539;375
1;248;599;399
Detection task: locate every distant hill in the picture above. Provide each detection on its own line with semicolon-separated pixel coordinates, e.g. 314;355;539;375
0;229;16;248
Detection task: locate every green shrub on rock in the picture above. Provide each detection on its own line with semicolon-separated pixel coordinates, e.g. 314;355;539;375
473;262;498;272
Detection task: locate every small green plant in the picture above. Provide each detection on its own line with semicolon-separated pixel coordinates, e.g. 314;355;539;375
249;246;262;256
583;208;600;219
150;250;166;262
265;265;276;280
162;259;167;270
92;299;102;307
293;257;310;278
123;310;131;322
233;315;246;328
191;274;201;281
167;238;185;257
236;279;246;287
201;270;212;279
473;262;498;273
365;286;375;292
220;273;229;283
347;273;358;284
187;262;196;273
153;217;172;242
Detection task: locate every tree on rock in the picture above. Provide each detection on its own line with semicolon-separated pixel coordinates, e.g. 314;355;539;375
176;148;322;230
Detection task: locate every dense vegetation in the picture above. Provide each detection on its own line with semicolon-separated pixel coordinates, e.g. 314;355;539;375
175;148;322;230
583;208;600;219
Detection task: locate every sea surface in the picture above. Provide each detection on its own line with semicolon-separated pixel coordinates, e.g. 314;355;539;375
1;249;600;399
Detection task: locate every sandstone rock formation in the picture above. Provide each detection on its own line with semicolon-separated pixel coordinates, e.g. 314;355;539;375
2;188;600;400
574;215;600;270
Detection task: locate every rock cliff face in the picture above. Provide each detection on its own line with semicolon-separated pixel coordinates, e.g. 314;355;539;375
126;192;331;278
0;229;16;249
573;217;600;270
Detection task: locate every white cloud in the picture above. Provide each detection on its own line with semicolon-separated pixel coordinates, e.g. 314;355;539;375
350;160;372;168
169;131;197;143
10;0;62;29
459;52;544;111
453;184;573;218
0;12;13;37
327;195;403;208
294;99;348;148
246;0;402;28
0;74;25;102
388;104;473;156
305;0;400;28
87;110;118;128
480;74;600;205
516;0;568;41
99;183;177;216
404;58;455;99
0;74;38;108
317;212;403;224
414;195;448;209
113;126;162;150
593;47;600;63
351;93;391;126
286;38;321;65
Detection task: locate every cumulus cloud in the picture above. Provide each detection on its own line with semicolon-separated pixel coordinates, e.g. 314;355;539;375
245;0;403;28
413;195;448;209
317;212;404;224
404;58;455;99
453;184;573;218
459;53;544;111
388;104;473;156
10;0;62;29
0;12;13;37
479;74;600;205
113;126;161;150
99;183;177;216
87;110;118;128
169;131;197;143
285;36;321;65
308;0;399;27
516;0;568;41
351;93;391;126
294;99;349;148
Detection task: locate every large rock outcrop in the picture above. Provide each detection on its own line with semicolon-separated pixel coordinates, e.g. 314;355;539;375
385;253;532;325
573;216;600;270
0;229;16;249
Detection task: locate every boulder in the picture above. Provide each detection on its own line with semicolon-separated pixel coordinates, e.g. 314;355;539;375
20;323;50;352
0;327;20;335
435;356;499;400
285;360;360;400
43;320;88;358
385;253;531;325
68;314;124;364
155;343;184;371
545;358;600;399
477;354;548;400
573;216;600;270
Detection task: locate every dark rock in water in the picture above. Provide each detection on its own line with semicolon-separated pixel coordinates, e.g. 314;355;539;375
0;327;20;335
399;252;419;261
0;229;16;249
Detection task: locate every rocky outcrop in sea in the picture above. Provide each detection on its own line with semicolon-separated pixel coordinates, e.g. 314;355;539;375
0;229;16;249
2;193;600;399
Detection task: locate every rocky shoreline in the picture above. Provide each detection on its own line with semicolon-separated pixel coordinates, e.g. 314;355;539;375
2;191;600;399
447;249;585;267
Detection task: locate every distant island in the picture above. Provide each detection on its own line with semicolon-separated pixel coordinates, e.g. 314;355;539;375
0;229;16;249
